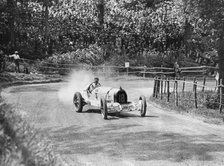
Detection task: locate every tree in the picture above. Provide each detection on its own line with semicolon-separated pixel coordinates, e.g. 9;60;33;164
186;0;224;97
0;0;196;65
7;0;16;49
97;0;104;27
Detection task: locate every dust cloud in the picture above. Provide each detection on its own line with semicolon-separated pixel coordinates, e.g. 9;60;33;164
57;68;153;105
57;70;95;105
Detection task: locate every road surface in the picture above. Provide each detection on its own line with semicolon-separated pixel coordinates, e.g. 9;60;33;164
2;79;224;166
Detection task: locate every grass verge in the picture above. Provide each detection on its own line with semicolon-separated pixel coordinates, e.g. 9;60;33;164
150;91;224;124
0;72;64;166
0;97;62;166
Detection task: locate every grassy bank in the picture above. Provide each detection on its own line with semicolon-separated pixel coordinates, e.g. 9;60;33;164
0;72;63;82
0;72;63;166
150;91;224;124
0;97;62;166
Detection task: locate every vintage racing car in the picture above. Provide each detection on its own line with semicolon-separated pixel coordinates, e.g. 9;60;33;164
73;82;147;119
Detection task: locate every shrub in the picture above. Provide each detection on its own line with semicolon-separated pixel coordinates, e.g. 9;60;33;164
38;44;104;75
4;60;32;74
153;89;220;111
151;90;222;122
205;92;220;109
0;100;61;166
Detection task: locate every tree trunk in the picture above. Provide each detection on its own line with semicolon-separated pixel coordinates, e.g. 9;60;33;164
217;36;224;105
7;0;16;49
44;1;49;55
97;0;104;28
184;19;193;58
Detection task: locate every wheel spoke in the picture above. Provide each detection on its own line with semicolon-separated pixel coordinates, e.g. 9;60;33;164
73;92;83;112
73;96;79;107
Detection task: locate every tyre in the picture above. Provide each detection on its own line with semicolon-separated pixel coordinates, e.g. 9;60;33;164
100;97;108;119
139;95;147;117
73;92;83;112
115;112;120;116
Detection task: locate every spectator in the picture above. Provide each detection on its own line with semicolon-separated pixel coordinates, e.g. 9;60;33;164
174;61;181;78
215;72;219;82
9;51;20;73
23;66;29;74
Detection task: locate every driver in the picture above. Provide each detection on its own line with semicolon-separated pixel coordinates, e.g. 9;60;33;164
87;77;101;93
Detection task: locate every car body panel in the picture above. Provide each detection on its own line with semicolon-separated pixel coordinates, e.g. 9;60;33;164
79;83;142;114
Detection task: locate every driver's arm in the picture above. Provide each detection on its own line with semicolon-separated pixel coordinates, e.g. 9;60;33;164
87;83;94;93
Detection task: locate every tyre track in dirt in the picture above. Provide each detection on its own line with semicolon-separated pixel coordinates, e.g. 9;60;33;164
2;80;224;166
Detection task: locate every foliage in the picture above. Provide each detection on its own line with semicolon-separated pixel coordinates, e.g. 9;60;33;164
0;0;222;68
205;92;220;109
151;89;222;123
153;87;220;111
0;0;186;63
39;44;104;74
185;0;224;101
0;100;60;166
43;44;103;65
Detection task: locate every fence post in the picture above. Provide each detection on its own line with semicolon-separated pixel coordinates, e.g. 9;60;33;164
156;77;160;98
202;76;206;92
164;77;167;94
173;77;176;93
155;78;158;98
219;79;223;113
215;78;218;91
153;77;156;97
194;80;198;109
182;77;185;94
143;66;146;78
174;80;178;106
193;77;196;91
167;78;170;102
218;78;221;94
161;77;163;100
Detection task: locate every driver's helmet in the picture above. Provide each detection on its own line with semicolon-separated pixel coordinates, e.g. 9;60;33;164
94;77;99;83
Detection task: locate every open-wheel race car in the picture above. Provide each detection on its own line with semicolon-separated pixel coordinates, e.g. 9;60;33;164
73;81;147;120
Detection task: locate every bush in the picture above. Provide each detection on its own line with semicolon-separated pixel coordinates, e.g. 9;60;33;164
0;100;61;166
4;60;32;74
152;87;221;111
151;90;222;123
205;92;220;109
38;44;104;75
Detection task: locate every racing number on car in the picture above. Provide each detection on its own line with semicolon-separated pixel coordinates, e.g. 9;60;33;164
119;94;125;103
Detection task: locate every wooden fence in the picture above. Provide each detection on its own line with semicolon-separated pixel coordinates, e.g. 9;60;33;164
153;76;224;114
16;58;218;77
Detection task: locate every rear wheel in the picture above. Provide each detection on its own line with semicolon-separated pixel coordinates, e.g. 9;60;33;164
73;92;83;112
100;97;108;119
139;95;147;117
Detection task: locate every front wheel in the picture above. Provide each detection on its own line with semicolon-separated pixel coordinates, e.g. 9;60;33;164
73;92;83;112
139;95;147;117
100;97;108;119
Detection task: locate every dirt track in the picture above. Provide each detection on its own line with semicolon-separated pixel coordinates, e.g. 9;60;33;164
2;79;224;166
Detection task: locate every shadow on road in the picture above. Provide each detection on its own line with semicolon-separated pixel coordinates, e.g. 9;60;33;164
79;109;159;120
43;124;224;163
116;112;159;119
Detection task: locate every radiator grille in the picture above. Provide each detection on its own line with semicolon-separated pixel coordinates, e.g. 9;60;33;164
116;91;127;104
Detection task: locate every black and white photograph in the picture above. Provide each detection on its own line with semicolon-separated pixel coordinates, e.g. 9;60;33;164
0;0;224;165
